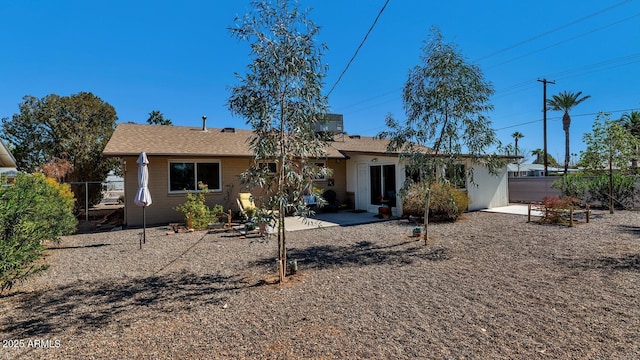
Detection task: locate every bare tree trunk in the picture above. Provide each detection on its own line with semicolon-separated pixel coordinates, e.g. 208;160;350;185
563;112;571;174
423;186;431;246
609;155;614;214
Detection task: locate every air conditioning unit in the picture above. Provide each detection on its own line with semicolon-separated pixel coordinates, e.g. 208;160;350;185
315;113;344;133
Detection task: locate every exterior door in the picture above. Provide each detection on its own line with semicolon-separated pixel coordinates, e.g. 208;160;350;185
370;164;396;207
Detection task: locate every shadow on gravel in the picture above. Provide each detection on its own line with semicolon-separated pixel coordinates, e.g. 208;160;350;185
557;253;640;271
1;270;266;338
251;240;450;269
617;225;640;236
47;243;110;251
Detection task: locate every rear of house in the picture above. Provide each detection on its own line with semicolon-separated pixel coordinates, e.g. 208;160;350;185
104;123;511;227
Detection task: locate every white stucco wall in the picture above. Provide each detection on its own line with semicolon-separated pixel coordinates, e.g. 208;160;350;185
345;155;509;215
345;154;403;216
465;163;509;210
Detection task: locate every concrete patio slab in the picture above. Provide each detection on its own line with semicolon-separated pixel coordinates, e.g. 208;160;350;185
481;204;543;217
285;211;395;231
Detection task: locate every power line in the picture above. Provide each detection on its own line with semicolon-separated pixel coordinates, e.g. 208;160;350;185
326;0;390;97
474;0;632;62
494;107;640;132
485;12;640;70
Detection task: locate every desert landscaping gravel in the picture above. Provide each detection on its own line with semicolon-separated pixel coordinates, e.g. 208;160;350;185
1;210;639;359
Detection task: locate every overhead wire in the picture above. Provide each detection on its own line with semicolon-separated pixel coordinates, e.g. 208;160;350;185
329;0;636;130
485;12;640;70
494;108;640;132
473;0;632;62
326;0;390;97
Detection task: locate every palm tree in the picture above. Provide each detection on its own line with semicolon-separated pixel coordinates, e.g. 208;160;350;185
621;111;640;171
546;91;591;174
511;131;524;157
621;110;640;136
532;148;544;164
532;148;560;168
511;131;524;176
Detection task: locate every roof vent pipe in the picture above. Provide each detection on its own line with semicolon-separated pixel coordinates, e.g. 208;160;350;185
202;115;207;132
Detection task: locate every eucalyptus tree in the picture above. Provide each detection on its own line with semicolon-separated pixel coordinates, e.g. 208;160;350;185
546;90;591;174
580;113;639;213
228;0;329;282
378;27;503;244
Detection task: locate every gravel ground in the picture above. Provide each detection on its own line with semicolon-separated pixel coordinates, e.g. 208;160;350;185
1;210;639;359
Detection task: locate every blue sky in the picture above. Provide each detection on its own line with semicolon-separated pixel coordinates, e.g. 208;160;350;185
1;0;638;163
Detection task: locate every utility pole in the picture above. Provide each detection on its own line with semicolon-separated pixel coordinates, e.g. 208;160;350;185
538;78;555;176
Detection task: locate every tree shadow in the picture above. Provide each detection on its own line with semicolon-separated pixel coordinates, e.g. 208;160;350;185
0;270;267;339
46;243;110;250
617;225;640;236
557;253;640;271
251;239;450;270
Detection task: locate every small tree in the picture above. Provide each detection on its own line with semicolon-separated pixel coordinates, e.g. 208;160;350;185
228;0;329;282
378;27;503;244
580;112;639;213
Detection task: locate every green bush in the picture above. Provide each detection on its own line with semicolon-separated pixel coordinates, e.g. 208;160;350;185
587;173;638;210
402;181;469;221
0;173;77;293
552;174;588;201
175;182;224;230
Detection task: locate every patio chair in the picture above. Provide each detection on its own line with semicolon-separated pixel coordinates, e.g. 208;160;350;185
236;192;277;237
237;192;256;221
322;189;338;212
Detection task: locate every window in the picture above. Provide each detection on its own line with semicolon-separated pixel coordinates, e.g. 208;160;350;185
169;161;221;192
258;162;277;174
313;161;327;181
445;163;466;189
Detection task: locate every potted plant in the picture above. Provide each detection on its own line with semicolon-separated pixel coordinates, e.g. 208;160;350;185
412;227;422;238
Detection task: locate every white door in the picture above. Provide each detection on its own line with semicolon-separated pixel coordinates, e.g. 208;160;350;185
356;163;368;210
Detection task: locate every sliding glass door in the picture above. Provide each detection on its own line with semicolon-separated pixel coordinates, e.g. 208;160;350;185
370;164;396;207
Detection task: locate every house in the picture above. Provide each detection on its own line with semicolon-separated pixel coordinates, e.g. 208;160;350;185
507;163;578;177
103;122;511;226
0;138;18;183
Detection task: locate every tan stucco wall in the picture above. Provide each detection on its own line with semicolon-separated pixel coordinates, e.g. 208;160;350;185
313;158;347;204
122;155;347;227
123;156;252;227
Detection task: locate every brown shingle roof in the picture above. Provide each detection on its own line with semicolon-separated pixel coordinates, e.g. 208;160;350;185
103;123;352;158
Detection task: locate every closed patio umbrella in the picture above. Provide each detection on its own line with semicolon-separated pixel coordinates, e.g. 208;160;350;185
134;152;152;248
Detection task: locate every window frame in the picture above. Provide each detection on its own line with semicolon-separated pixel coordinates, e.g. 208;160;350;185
312;161;327;181
258;161;277;175
445;163;467;190
168;159;222;194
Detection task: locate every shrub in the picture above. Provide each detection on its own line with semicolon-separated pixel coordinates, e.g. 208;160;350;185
535;196;578;224
587;173;638;210
402;181;469;221
175;182;224;230
552;174;588;202
0;173;77;293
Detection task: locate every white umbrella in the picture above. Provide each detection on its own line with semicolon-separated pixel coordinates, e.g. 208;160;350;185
134;152;152;248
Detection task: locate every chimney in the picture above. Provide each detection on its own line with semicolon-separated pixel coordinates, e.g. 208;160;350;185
202;115;207;132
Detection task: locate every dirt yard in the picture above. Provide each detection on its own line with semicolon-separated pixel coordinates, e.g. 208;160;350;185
1;210;639;359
